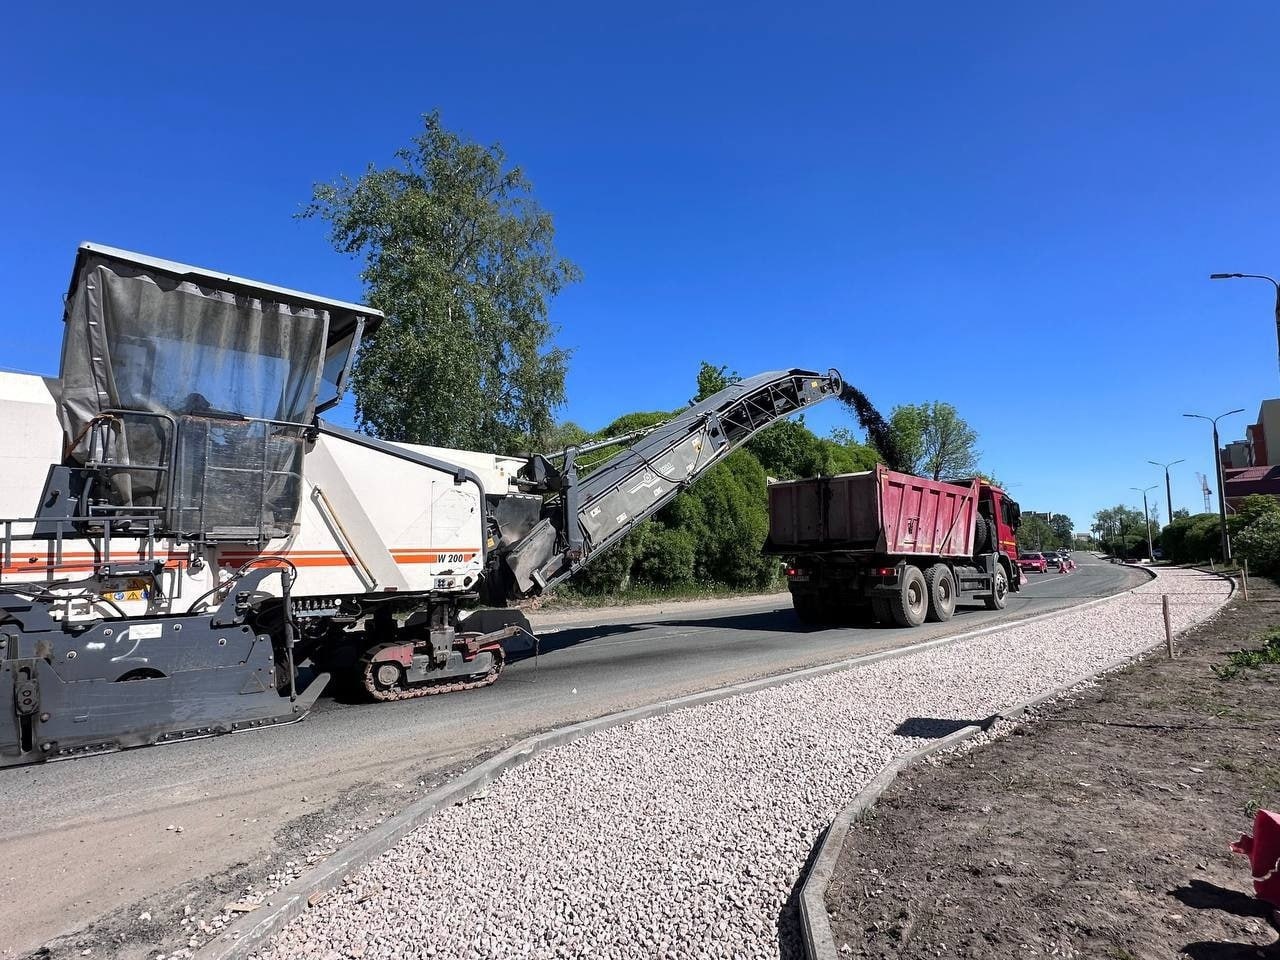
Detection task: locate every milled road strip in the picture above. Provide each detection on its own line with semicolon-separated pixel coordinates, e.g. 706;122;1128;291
207;568;1225;960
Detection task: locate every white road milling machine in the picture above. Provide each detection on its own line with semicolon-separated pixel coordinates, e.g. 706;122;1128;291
0;244;844;766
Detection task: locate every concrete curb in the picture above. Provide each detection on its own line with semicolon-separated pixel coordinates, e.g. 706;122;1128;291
797;566;1236;959
198;571;1152;959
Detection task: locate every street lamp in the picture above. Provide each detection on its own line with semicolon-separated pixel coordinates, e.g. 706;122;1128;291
1183;409;1245;562
1209;273;1280;374
1130;485;1157;560
1147;458;1185;527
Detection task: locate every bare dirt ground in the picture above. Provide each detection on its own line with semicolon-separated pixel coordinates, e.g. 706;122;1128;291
827;573;1280;960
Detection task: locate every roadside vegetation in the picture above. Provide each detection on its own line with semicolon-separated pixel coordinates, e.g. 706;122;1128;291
1155;495;1280;576
1212;626;1280;680
1092;493;1280;579
1016;511;1075;552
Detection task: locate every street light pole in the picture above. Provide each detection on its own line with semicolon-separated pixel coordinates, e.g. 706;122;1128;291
1184;409;1245;562
1131;485;1157;560
1210;273;1280;374
1148;458;1185;527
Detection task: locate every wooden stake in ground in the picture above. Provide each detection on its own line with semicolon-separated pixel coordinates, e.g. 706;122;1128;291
1163;594;1174;659
1242;559;1250;601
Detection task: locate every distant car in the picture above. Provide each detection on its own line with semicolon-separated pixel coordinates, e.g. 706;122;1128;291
1018;551;1048;573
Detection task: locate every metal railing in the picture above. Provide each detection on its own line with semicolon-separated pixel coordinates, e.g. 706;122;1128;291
0;514;159;584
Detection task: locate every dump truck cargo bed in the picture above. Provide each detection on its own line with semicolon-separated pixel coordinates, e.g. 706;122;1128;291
765;465;979;559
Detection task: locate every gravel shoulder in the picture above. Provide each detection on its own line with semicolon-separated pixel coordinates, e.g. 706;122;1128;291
250;567;1227;960
826;571;1279;959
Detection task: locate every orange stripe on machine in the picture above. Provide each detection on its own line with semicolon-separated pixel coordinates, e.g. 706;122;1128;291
2;549;478;576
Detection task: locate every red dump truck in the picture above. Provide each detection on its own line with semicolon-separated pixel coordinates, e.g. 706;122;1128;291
765;465;1023;627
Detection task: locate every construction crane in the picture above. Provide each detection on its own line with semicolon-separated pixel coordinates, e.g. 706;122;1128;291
1196;471;1213;512
0;243;846;766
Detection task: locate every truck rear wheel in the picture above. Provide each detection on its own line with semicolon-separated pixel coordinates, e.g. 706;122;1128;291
890;565;928;627
984;564;1009;610
924;564;956;622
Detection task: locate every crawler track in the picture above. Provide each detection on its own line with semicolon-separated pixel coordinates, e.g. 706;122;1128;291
359;643;504;702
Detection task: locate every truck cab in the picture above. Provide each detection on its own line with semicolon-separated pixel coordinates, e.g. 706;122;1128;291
973;479;1022;575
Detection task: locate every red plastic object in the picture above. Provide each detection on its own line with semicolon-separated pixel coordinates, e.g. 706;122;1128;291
1231;809;1280;906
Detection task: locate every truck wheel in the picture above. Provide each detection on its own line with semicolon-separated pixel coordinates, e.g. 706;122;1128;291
972;515;992;555
924;564;956;622
984;563;1009;610
889;565;928;627
871;598;893;624
792;592;824;625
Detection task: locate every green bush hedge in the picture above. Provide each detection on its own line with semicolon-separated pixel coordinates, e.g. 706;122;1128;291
1160;496;1280;571
1235;513;1280;576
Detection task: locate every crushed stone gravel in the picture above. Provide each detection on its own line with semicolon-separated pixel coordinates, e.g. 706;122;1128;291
252;567;1229;960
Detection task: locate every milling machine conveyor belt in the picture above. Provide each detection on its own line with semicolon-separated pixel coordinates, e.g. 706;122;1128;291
519;368;843;594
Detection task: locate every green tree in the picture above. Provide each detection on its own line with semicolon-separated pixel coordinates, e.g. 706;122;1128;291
676;450;775;587
1048;514;1074;549
1234;494;1280;528
887;402;980;480
695;362;740;402
746;419;816;479
827;427;882;472
1016;514;1056;552
1093;505;1149;558
303;111;581;453
746;419;880;480
1159;513;1224;563
540;421;590;453
887;406;926;474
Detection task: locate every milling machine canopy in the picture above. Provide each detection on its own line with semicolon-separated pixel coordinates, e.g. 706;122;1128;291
56;243;382;542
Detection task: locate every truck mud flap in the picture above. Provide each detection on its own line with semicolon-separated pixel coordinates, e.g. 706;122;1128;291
0;650;325;769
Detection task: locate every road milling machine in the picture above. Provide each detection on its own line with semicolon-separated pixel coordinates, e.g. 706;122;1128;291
0;243;844;767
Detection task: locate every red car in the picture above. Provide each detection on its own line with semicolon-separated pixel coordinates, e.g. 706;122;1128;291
1018;551;1048;573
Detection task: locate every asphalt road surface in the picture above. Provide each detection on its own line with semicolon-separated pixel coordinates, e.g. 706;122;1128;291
1;555;1146;957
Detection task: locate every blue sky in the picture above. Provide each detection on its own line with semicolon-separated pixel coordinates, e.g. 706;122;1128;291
3;1;1278;533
